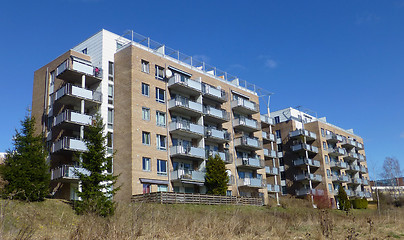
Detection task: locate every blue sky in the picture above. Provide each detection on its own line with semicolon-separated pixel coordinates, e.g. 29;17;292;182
1;0;403;179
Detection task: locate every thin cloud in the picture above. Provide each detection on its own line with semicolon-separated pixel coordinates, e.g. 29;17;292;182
259;54;278;69
355;12;381;26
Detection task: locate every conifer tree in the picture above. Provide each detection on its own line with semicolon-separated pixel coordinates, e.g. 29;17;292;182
74;115;119;217
336;184;351;211
0;112;50;201
205;154;229;196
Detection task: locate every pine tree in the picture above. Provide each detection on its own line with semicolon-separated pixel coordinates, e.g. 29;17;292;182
74;115;119;217
205;154;229;196
336;185;351;211
0;112;50;201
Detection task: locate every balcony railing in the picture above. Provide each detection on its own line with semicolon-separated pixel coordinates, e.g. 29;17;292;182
168;75;202;95
289;129;317;140
291;143;319;154
330;160;348;169
344;152;359;161
359;166;368;173
293;158;321;168
53;83;102;104
51;137;87;153
56;56;102;84
349;164;360;172
206;150;232;163
267;184;280;192
295;188;325;196
351;177;362;185
260;115;274;125
168;97;203;116
169;121;204;137
262;132;275;142
204;127;230;142
263;148;277;158
236;157;264;169
201;83;227;102
294;173;323;182
355;191;365;198
170;146;205;160
203;106;230;122
237;177;265;188
51;165;90;181
230;98;259;114
341;138;357;148
265;166;279;175
327;147;346;157
325;133;343;143
234;136;263;150
356;142;364;150
171;170;205;183
332;175;349;182
232;117;260;132
53;110;93;128
362;178;369;185
358;154;365;162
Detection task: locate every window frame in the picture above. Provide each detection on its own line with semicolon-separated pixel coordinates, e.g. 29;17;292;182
155;65;165;80
142;131;151;145
157;159;167;175
156;134;167;150
156;111;166;127
142;157;151;172
156;87;165;103
141;83;150;97
142;107;150;121
141;60;150;73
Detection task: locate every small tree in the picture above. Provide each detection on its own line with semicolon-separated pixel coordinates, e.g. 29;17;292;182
74;115;119;217
336;185;351;211
205;154;229;196
0;112;50;201
381;157;402;186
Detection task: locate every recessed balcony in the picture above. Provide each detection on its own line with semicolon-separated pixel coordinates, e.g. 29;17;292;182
51;137;87;153
289;129;317;141
169;121;204;139
327;147;346;157
56;56;102;86
265;166;279;175
201;83;227;103
53;84;102;109
293;158;321;168
232;117;260;132
168;97;203;117
330;160;348;169
291;143;319;154
237;177;264;188
263;148;277;158
236;156;264;169
260;115;274;126
51;165;90;182
53;110;92;130
294;173;323;182
204;127;230;143
234;136;263;151
171;170;205;184
231;99;259;115
168;75;202;96
267;184;280;193
170;146;205;161
331;175;349;183
206;150;232;164
203;106;229;123
325;133;343;143
262;132;275;142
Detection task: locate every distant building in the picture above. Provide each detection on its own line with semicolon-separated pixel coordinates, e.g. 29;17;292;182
371;177;404;198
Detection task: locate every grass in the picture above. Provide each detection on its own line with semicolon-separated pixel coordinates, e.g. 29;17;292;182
0;197;403;239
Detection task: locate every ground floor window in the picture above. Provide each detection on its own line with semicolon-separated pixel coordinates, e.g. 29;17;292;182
158;185;168;192
143;184;151;194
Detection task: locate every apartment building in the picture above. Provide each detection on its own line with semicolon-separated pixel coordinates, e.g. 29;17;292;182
32;29;282;204
271;107;371;207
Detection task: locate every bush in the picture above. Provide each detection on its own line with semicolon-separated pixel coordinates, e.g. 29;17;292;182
351;198;368;209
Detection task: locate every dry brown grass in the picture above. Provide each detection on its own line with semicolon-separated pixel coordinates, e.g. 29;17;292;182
1;197;404;240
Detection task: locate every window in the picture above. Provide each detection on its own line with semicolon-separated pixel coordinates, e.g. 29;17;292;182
108;61;114;76
142;157;151;171
277;144;283;152
157;185;168;192
327;169;331;177
156;134;167;150
324;155;329;164
323;141;327;150
275;130;281;139
282;186;287;195
142;83;150;97
155;65;165;80
226;190;232;196
107;108;114;129
116;42;123;50
107;132;113;148
143;184;150;194
157;159;167;175
141;60;149;73
156;88;165;103
280;171;286;180
279;157;284;166
142;132;150;145
108;76;113;82
328;183;333;192
274;116;280;124
82;48;87;54
142;107;150;121
321;128;325;137
156;111;166;127
108;84;114;104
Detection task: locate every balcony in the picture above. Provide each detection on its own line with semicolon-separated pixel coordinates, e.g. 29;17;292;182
347;164;360;173
168;75;202;96
265;166;279;175
56;56;102;86
295;188;324;196
355;191;365;198
171;170;205;184
267;184;280;193
289;129;317;141
204;128;230;143
231;98;259;115
345;189;354;197
362;178;369;185
277;151;283;158
365;192;371;198
234;136;263;151
327;147;346;157
170;146;205;161
356;142;364;150
358;154;365;162
293;158;321;168
53;110;92;130
326;133;343;143
51;165;90;182
232;117;260;132
53;84;102;109
237;178;264;188
330;160;348;169
263;149;277;158
294;173;323;182
360;166;368;173
168;97;203;117
206;150;232;164
203;106;229;123
51;137;87;153
291;143;319;154
262;132;275;142
260;115;274;126
341;138;356;149
201;83;227;103
344;152;359;161
349;177;362;185
236;157;264;169
332;175;349;183
169;121;204;139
